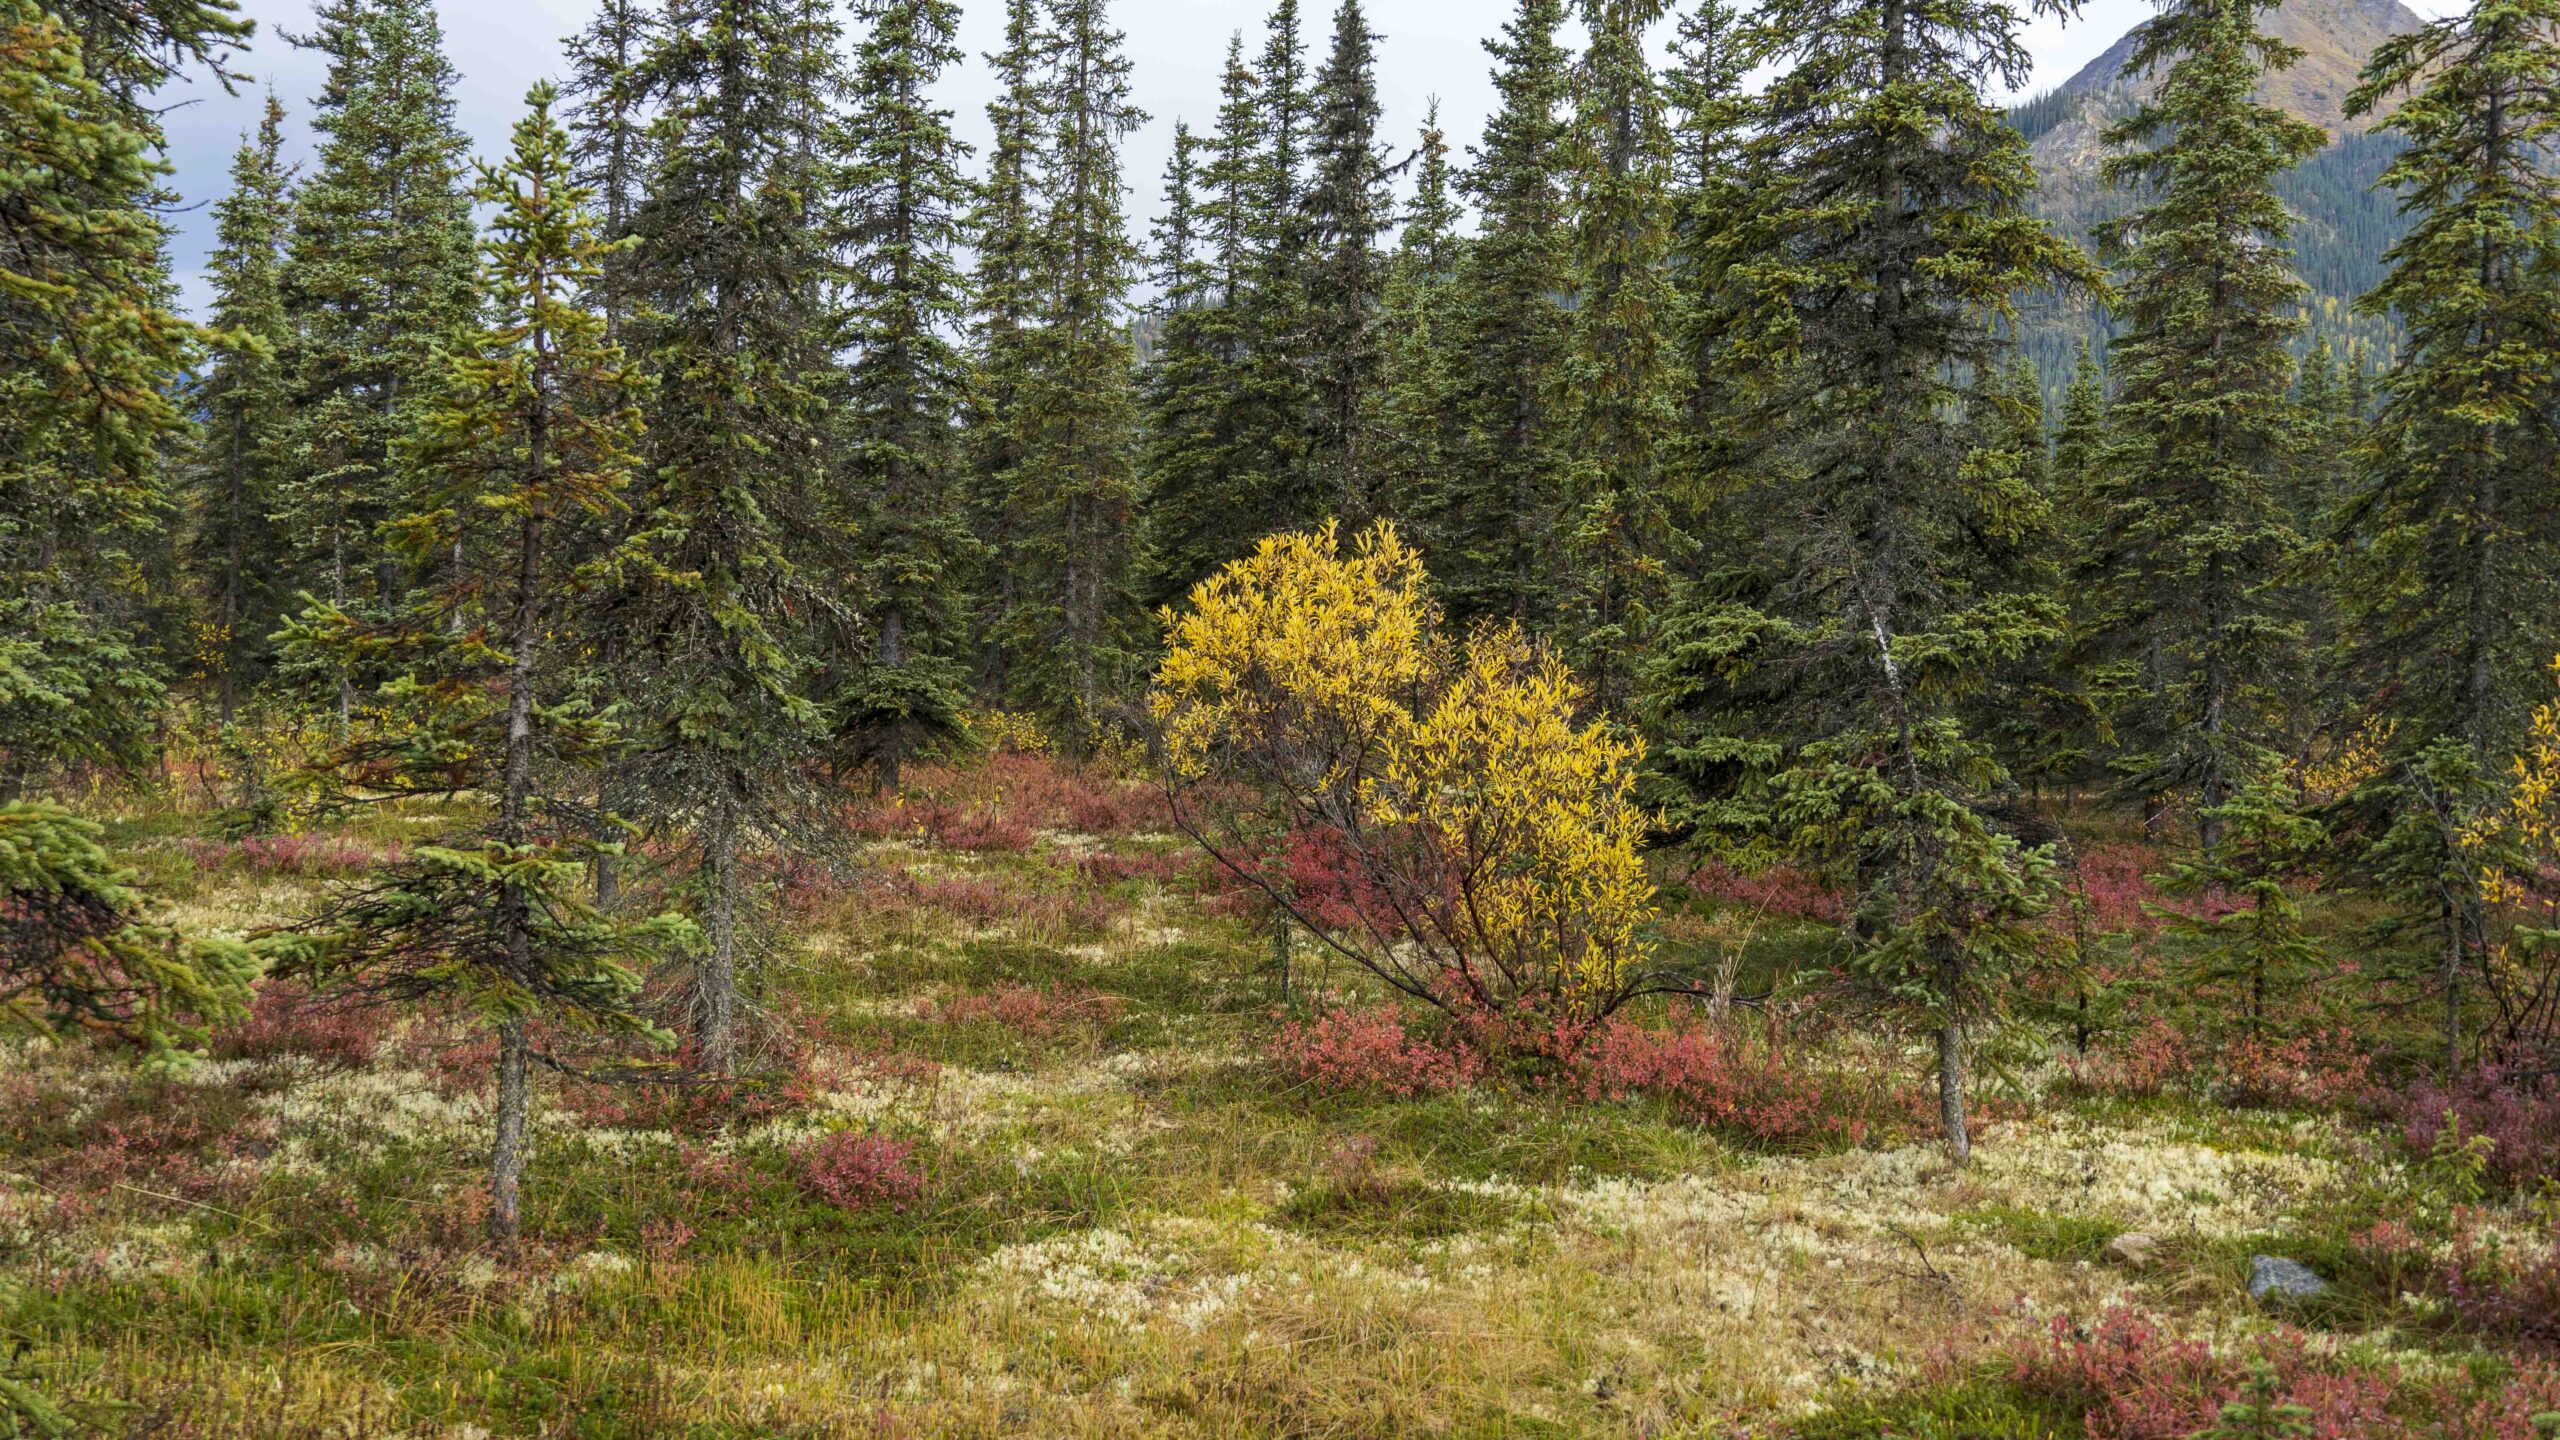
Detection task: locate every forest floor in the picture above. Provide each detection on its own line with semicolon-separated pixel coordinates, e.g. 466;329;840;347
5;756;2555;1438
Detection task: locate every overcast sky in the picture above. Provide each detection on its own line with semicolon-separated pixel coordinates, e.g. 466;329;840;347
147;0;2382;315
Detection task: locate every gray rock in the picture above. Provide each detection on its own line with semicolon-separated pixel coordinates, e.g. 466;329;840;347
2248;1254;2332;1304
2103;1231;2159;1269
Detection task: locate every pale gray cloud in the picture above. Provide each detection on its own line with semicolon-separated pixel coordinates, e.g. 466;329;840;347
153;0;2235;316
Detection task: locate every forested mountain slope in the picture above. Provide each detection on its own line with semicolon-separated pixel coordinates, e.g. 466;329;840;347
2009;0;2424;384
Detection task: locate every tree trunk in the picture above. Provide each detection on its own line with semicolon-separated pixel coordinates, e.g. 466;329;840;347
1937;1008;1971;1165
1271;909;1292;1003
2442;893;2464;1080
697;815;740;1077
490;1017;529;1250
877;608;906;797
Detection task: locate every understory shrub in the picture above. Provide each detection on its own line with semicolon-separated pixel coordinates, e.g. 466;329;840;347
180;832;400;876
2069;1015;2371;1109
2382;1065;2560;1191
2007;1306;2560;1439
1574;1017;1889;1147
211;981;381;1069
914;983;1124;1036
2356;1213;2560;1353
795;1132;923;1212
1270;1005;1481;1098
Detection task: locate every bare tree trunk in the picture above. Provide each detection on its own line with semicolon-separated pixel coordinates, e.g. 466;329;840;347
1937;1008;1970;1165
490;1017;529;1250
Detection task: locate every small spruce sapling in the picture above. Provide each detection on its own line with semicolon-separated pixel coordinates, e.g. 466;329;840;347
276;85;692;1249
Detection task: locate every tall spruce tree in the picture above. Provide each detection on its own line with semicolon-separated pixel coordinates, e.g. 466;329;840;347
1640;0;2098;1160
1661;0;1750;525
833;0;981;793
2034;343;2122;803
1135;35;1262;608
1566;0;1678;715
1138;121;1253;607
1373;102;1464;529
1302;0;1393;526
186;95;296;716
0;0;201;790
1426;0;1575;626
613;0;843;1074
2335;0;2560;1074
2080;0;2324;851
275;0;478;719
965;0;1050;694
560;0;656;343
996;0;1146;748
1233;0;1319;532
281;86;680;1247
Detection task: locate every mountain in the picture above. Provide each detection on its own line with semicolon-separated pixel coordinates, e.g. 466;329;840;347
2007;0;2426;390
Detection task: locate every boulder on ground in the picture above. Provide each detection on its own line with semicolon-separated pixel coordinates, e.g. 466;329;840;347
2103;1231;2158;1269
2248;1254;2332;1305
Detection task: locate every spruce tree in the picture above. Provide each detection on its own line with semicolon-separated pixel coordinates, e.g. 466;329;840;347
2034;343;2123;804
560;0;656;343
833;0;981;793
1138;122;1249;608
1242;0;1319;527
613;0;842;1074
1660;0;1755;537
1372;103;1464;528
1640;0;2098;1160
281;86;680;1246
1663;0;1746;200
0;0;199;790
274;0;478;719
965;0;1050;694
1135;35;1262;608
1425;0;1575;626
187;95;296;717
1302;0;1393;526
49;0;248;116
2334;0;2560;1073
2080;0;2324;850
1565;0;1677;714
997;0;1146;749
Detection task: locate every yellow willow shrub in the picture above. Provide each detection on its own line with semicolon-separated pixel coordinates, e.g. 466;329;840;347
2453;655;2560;1055
1155;520;1436;804
1152;522;1658;1027
1373;629;1653;1004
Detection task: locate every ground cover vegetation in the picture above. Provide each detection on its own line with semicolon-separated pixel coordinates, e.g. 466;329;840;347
6;0;2560;1430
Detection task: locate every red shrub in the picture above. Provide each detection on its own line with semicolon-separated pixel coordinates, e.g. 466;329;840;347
1062;784;1168;836
1077;849;1190;886
183;832;402;876
933;807;1036;853
2435;1217;2560;1352
1573;1018;1881;1148
843;755;1169;846
2060;843;2165;938
2007;1306;2560;1440
2220;1027;2373;1109
212;982;381;1070
2069;1017;2369;1110
1271;1005;1481;1098
1679;859;1848;924
2381;1065;2560;1191
915;983;1124;1036
910;875;1017;925
795;1132;923;1212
